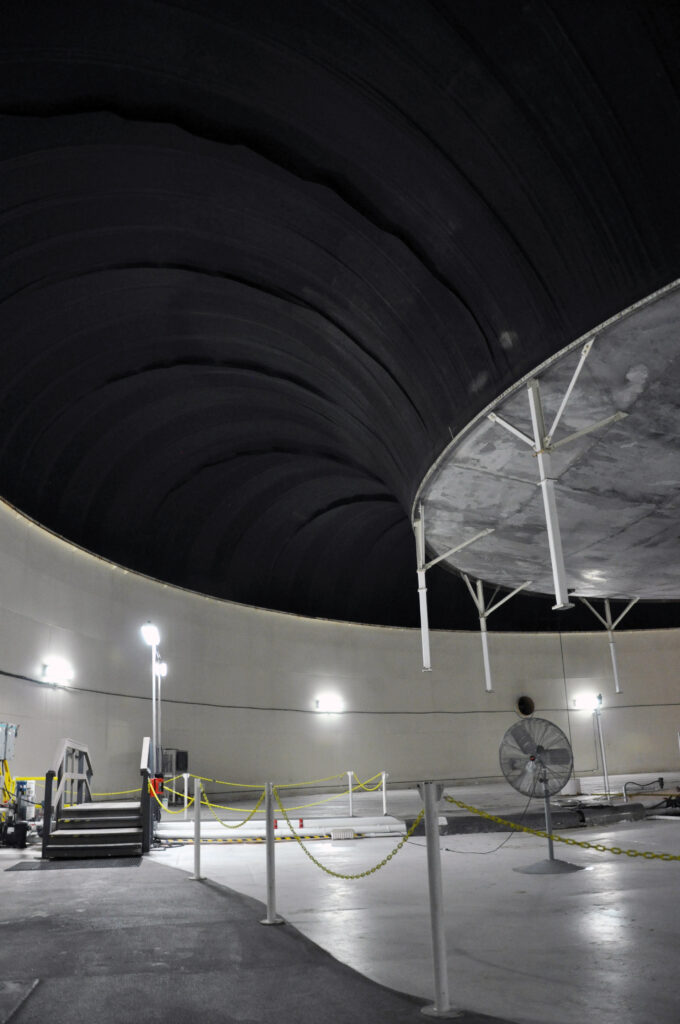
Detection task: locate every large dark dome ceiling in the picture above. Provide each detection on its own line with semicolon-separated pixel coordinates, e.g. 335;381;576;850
1;1;679;630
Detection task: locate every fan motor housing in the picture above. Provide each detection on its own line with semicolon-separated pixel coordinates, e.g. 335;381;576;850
515;695;535;717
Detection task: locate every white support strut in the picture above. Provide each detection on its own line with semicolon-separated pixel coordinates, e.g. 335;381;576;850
462;575;532;693
580;596;639;694
477;579;493;693
527;380;573;610
487;340;628;616
546;339;593;444
414;506;495;673
414;507;432;672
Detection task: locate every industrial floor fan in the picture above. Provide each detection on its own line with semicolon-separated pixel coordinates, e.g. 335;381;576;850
499;717;584;874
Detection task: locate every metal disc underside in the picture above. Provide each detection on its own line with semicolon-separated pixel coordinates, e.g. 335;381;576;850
416;280;680;601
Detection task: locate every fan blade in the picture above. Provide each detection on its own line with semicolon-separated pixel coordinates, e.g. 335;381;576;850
500;717;574;797
509;722;537;755
542;748;572;767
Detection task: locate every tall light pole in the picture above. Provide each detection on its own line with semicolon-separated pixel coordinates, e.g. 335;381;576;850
592;693;611;802
155;657;167;777
140;621;162;776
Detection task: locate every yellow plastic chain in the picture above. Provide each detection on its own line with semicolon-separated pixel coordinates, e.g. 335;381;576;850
444;796;680;862
274;787;424;879
163;783;196;803
148;782;193;814
190;774;265;789
199;782;266;829
196;789;353;813
273;789;353;812
189;771;348;790
276;772;348;789
352;771;384;792
92;786;142;797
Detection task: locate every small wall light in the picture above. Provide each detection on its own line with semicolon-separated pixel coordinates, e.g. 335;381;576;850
572;692;602;712
314;693;344;715
41;656;74;687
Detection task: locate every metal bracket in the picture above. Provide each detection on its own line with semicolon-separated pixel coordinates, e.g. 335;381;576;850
579;596;639;693
462;575;532;692
414;507;494;673
417;782;445;803
487;339;627;613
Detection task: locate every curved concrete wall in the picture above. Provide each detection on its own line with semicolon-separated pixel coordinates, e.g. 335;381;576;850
2;499;679;792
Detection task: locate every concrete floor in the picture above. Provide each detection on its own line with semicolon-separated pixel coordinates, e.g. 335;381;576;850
157;806;680;1024
3;783;680;1023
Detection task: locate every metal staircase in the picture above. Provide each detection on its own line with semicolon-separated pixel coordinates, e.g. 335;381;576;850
42;738;152;860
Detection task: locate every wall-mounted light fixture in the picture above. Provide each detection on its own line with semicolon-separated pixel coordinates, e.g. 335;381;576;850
572;692;601;712
40;656;74;687
314;692;344;715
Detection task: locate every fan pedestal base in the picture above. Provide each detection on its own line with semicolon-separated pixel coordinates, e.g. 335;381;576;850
514;858;584;874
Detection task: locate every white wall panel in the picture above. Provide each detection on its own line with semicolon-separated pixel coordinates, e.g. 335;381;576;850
1;500;679;793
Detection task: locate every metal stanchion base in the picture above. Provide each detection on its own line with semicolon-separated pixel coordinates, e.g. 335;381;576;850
259;916;284;926
421;1004;463;1018
189;876;205;881
514;858;584;874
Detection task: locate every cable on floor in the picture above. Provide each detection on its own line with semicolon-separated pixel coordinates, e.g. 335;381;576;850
408;793;534;855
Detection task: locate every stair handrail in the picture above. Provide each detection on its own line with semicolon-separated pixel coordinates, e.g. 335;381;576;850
42;738;94;857
140;736;153;853
53;738;94;814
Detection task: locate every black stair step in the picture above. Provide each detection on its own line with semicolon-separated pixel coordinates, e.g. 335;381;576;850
43;842;143;860
62;801;141;816
57;816;141;829
47;827;143;846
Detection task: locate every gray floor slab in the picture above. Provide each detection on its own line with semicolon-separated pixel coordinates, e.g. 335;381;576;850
158;816;680;1024
0;849;513;1024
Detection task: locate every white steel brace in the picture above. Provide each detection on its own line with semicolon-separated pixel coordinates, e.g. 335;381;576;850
579;597;639;694
462;575;532;692
413;504;494;672
487;340;627;612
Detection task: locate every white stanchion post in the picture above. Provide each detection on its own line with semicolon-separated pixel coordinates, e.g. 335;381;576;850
419;782;460;1019
382;771;388;815
347;770;354;817
183;773;190;820
190;777;204;881
260;782;284;926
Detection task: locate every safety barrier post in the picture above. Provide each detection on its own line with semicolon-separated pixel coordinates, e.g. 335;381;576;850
260;782;284;925
381;771;388;815
183;773;190;820
347;770;353;817
419;782;459;1019
190;777;204;881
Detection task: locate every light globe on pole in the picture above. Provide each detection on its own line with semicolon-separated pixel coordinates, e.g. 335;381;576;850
141;621;160;647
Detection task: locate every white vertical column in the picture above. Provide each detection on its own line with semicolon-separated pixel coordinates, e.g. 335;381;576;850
476;580;493;693
527;380;573;611
347;771;354;817
150;644;157;776
260;783;284;926
415;508;432;671
381;772;388;816
604;600;622;694
420;782;458;1019
183;773;190;820
190;777;204;881
594;704;611;801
